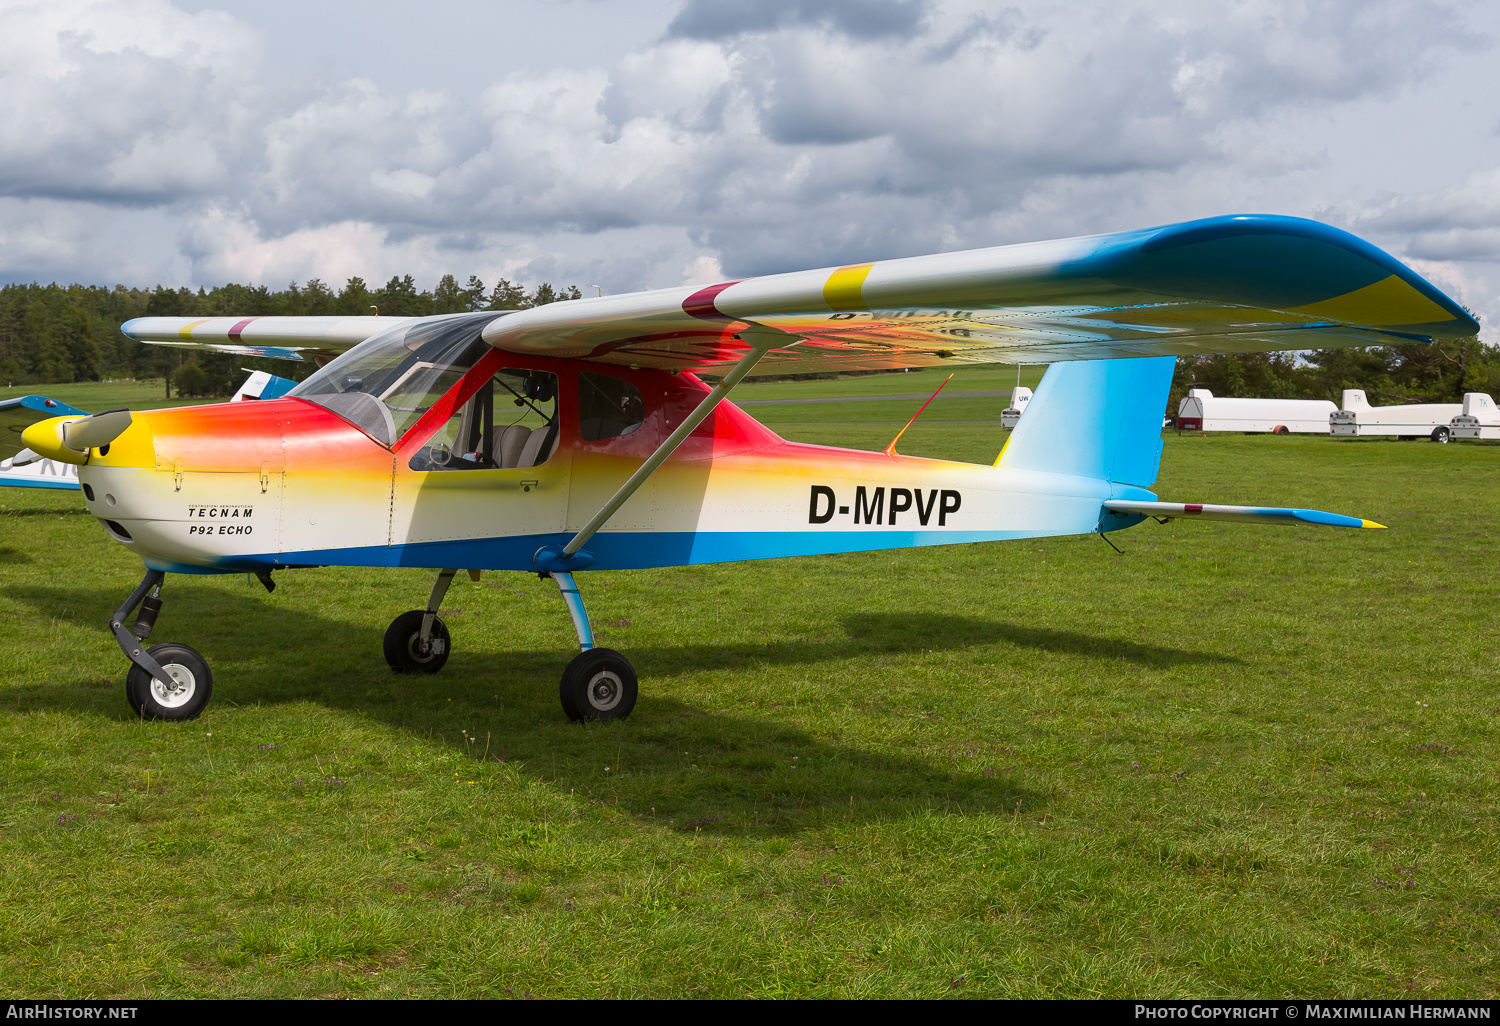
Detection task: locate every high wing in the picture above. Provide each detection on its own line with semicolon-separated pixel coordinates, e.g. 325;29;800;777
114;216;1478;377
479;214;1479;374
119;315;419;364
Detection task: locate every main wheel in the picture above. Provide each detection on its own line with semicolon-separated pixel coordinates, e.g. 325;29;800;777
383;610;451;674
125;643;213;721
1274;425;1289;436
1431;426;1451;443
560;648;637;723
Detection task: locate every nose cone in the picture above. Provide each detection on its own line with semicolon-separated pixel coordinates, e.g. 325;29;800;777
23;409;148;467
21;415;88;465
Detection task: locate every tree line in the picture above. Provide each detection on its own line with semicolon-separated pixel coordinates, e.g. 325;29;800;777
0;275;583;397
0;274;1491;405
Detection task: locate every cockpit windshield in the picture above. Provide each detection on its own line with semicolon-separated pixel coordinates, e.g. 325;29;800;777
286;312;509;446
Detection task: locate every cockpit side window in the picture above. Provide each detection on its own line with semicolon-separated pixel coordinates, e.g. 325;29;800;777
408;368;559;472
578;372;644;442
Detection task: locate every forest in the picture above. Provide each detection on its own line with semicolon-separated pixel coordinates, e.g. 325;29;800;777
0;275;581;398
0;274;1493;410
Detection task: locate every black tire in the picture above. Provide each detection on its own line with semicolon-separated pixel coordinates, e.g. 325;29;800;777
1431;426;1450;443
558;670;581;721
560;648;637;723
383;610;451;674
1275;425;1289;436
125;643;212;721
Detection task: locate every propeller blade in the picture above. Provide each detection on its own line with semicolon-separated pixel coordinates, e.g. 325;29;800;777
61;409;132;451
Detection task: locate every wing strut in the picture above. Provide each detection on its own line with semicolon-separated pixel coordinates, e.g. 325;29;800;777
534;324;801;572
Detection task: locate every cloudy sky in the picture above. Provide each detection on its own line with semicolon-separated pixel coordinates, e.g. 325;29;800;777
3;0;1499;338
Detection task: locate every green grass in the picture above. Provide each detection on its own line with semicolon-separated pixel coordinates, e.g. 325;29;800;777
732;363;1044;402
0;379;213;413
0;377;1497;998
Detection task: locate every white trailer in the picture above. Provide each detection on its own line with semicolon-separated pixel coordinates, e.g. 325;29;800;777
1449;392;1500;440
1330;389;1463;442
1175;388;1336;434
1000;386;1032;429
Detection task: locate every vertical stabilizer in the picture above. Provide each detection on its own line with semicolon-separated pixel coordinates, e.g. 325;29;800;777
1342;389;1370;411
997;356;1175;487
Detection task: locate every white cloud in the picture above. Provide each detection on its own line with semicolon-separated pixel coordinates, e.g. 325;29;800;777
681;254;724;285
0;0;1496;345
0;0;256;202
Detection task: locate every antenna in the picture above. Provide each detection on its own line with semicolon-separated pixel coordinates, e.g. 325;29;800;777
590;285;603;297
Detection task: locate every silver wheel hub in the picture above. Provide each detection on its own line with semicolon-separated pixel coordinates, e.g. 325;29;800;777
586;670;623;712
151;663;196;709
407;632;443;661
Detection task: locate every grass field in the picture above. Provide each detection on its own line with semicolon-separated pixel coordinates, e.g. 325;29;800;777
0;377;1496;998
0;379;204;413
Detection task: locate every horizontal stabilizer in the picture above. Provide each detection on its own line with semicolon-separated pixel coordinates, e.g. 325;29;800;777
1103;500;1384;529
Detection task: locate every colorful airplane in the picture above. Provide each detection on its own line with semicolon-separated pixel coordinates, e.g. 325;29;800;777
19;215;1478;722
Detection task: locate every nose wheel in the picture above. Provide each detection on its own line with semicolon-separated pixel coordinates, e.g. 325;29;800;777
125;642;213;721
110;570;214;721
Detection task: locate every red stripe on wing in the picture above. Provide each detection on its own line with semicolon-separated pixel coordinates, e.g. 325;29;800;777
227;318;260;342
682;281;742;321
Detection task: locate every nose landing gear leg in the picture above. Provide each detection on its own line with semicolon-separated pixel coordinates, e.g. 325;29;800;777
111;569;213;721
546;571;636;723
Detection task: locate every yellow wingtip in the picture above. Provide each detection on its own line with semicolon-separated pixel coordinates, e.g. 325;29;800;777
1362;520;1387;530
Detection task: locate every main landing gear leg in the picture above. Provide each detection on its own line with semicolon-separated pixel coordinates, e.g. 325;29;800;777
546;571;636;723
384;569;454;674
112;569;213;721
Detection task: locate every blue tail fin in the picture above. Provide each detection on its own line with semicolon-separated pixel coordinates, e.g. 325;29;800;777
997;356;1174;487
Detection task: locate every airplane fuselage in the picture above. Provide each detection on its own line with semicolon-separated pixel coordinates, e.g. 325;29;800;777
77;360;1150;575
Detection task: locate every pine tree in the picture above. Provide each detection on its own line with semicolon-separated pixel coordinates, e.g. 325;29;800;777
375;275;430;317
486;279;530;310
530;283;580;305
432;274;466;314
337;277;374;316
463;275;487;312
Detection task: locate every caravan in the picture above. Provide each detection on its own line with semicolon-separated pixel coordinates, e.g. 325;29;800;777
1330;390;1463;442
1175;388;1337;434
